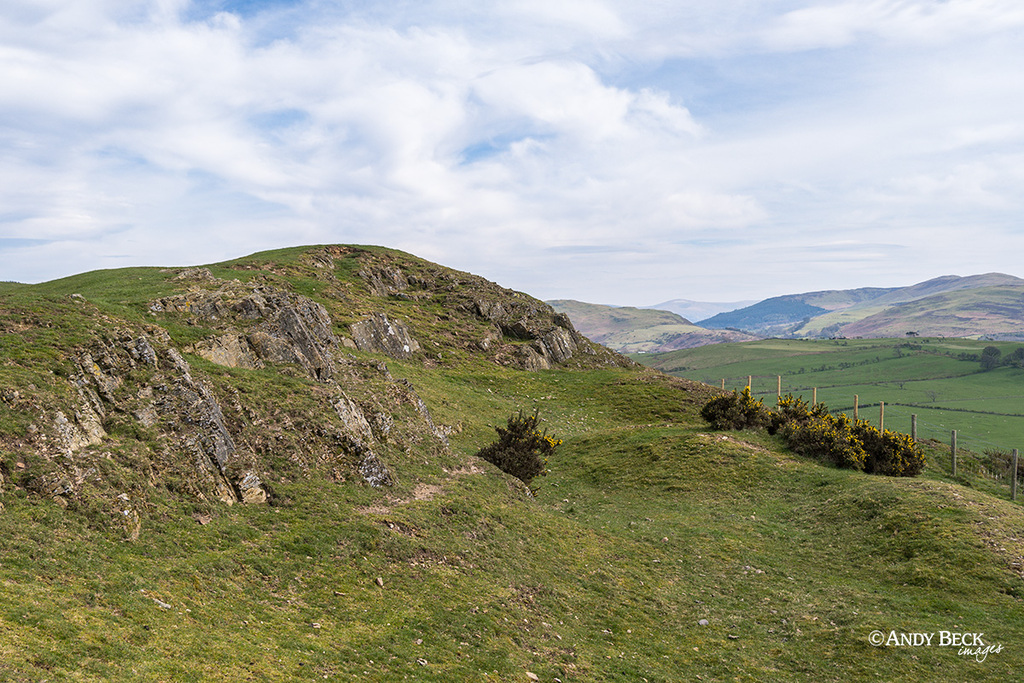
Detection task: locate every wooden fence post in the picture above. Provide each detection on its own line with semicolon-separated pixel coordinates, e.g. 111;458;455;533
951;430;958;477
721;379;725;390
911;414;917;442
777;375;781;401
879;401;885;431
748;375;752;391
854;395;859;421
812;387;817;406
1012;449;1019;502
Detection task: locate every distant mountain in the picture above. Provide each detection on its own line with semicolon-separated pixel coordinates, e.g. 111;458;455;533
840;284;1024;339
547;300;761;352
643;298;757;323
700;273;1024;338
700;287;897;334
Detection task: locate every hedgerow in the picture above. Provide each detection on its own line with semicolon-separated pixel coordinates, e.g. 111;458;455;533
701;391;924;477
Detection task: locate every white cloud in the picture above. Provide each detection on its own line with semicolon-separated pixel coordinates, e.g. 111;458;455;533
1;0;1023;302
761;0;1024;52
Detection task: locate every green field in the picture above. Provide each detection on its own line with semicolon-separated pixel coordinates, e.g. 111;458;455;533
635;338;1024;456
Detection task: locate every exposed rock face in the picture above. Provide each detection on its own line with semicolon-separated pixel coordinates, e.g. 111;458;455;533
52;407;106;455
482;304;594;370
359;265;411;297
192;334;262;370
63;334;270;507
350;313;421;360
348;250;629;371
153;281;338;381
333;393;394;487
156;359;264;506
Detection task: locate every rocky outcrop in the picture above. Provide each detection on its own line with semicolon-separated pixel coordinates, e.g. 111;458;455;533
478;303;596;370
152;280;338;381
192;334;262;370
350;313;421;360
359;265;411;297
345;251;629;371
333;393;394;488
155;350;266;506
0;244;628;537
61;334;270;507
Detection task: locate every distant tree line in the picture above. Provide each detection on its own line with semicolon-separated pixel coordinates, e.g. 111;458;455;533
973;346;1024;371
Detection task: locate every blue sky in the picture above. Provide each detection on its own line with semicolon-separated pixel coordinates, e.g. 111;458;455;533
2;0;1023;304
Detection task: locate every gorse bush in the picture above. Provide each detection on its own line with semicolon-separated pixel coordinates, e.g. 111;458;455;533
781;412;867;470
701;391;924;477
767;393;828;435
475;409;561;485
700;388;770;431
854;422;925;476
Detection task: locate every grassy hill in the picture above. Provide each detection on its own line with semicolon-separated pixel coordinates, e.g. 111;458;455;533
548;299;760;352
1;246;1023;681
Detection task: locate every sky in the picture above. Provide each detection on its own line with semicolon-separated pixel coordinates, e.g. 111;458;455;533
2;0;1023;305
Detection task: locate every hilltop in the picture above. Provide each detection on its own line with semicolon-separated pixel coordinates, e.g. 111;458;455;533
1;245;1023;680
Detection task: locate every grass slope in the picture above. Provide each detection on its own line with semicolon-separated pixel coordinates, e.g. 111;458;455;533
1;248;1023;681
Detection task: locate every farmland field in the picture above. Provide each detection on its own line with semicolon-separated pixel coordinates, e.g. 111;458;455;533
635;338;1024;455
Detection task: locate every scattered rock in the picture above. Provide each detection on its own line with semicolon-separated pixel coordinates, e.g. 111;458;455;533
698;619;709;626
147;594;173;610
173;267;216;281
375;576;384;587
526;673;539;681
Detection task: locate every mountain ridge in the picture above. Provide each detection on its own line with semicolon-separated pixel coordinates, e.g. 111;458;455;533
700;272;1024;338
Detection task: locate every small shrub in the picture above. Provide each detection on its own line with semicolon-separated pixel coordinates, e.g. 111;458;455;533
699;388;770;431
475;409;561;485
855;422;926;477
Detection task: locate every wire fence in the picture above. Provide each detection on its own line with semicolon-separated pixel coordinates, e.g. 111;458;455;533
712;374;1023;502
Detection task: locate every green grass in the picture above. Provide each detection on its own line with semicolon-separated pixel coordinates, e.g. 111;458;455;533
3;247;1024;680
2;365;1023;680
